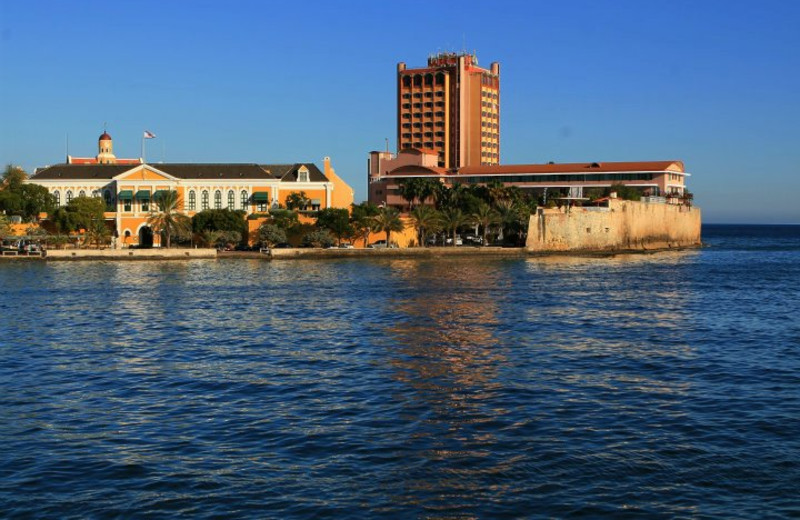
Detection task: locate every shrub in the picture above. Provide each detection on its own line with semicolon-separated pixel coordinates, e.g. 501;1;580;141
301;229;335;248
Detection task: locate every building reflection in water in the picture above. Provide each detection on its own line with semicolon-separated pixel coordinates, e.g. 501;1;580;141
381;259;521;513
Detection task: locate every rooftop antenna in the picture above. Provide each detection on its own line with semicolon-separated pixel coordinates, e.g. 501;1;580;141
65;132;69;161
385;137;389;153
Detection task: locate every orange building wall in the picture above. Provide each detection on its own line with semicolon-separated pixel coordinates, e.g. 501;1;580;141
277;189;328;208
323;158;355;209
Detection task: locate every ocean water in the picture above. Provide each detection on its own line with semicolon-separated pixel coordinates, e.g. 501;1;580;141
1;225;798;519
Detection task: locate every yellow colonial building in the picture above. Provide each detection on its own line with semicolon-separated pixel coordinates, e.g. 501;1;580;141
29;133;354;247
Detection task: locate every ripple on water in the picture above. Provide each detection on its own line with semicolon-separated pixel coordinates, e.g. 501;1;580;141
2;233;800;518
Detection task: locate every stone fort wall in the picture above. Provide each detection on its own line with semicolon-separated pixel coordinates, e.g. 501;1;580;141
526;199;702;252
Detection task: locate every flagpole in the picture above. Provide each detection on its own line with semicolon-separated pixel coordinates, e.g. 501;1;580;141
141;134;145;164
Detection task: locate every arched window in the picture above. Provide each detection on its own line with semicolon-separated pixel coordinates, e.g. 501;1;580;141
240;190;249;210
435;72;445;85
201;191;209;210
79;190;86;198
227;190;235;209
424;73;433;86
53;191;60;206
413;75;422;87
66;190;73;204
402;76;411;87
214;190;222;209
188;190;196;211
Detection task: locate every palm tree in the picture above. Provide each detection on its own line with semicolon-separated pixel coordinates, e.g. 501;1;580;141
397;179;420;210
200;230;224;248
350;202;380;247
471;201;500;246
441;208;466;246
85;217;111;248
416;178;440;207
486;180;509;207
286;191;311;211
372;206;404;246
408;205;442;247
148;190;191;248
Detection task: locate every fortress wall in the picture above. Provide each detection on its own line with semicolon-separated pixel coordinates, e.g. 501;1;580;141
526;199;701;252
45;248;217;260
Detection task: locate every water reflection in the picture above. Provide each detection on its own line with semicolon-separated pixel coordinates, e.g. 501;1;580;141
379;259;519;513
4;244;795;518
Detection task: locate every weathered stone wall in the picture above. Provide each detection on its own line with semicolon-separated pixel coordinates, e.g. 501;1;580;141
526;199;701;252
44;248;217;260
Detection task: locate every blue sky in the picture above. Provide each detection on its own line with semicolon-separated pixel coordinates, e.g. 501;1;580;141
1;0;798;223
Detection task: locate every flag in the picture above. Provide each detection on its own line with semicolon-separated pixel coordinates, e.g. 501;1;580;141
143;130;156;139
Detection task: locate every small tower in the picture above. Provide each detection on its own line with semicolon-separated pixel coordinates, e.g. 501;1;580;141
96;131;117;164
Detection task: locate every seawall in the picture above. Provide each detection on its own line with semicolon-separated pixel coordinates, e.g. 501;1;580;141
526;199;701;252
264;247;527;260
43;248;218;260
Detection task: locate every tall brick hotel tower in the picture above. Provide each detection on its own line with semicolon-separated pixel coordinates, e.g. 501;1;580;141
397;52;500;169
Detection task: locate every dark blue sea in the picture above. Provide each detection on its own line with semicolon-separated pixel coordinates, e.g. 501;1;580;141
1;224;799;519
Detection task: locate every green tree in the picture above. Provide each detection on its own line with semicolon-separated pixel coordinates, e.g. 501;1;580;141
372;206;404;246
486;180;509;207
607;184;641;201
441;208;467;246
316;208;352;245
408;205;442;247
0;215;11;238
267;208;300;230
62;196;106;231
219;231;242;249
1;164;26;190
85;217;111;248
0;165;55;221
258;223;287;248
397;178;419;210
285;191;310;211
25;225;49;242
471;201;500;247
495;199;529;246
49;235;69;249
148;190;191;248
192;209;247;243
302;229;335;248
350;202;380;247
398;178;441;210
199;230;224;248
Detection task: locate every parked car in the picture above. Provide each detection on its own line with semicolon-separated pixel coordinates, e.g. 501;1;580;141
445;237;463;246
339;242;354;249
369;240;398;249
463;235;483;245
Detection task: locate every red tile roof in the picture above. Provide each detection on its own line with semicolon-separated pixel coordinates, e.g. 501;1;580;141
458;160;684;175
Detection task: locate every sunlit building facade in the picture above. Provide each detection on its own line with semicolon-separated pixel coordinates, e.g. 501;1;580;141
397;52;500;169
29;132;354;246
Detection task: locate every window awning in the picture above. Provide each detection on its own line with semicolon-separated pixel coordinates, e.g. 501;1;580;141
311;199;321;205
252;193;269;202
117;190;133;199
135;190;151;200
153;190;170;199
